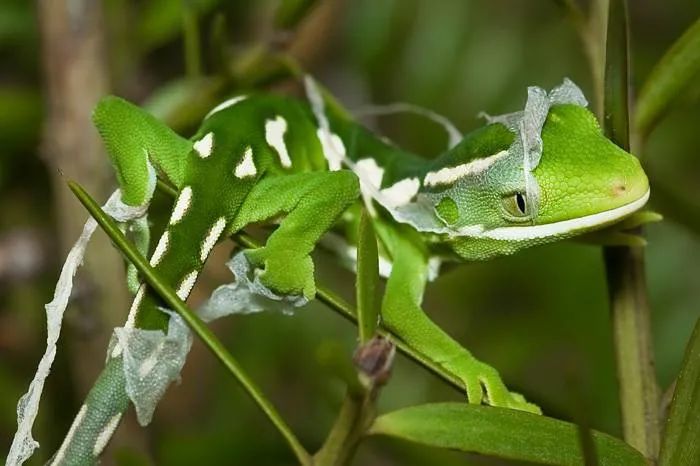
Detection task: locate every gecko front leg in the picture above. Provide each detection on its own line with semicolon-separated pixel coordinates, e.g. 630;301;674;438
376;222;540;413
231;170;360;300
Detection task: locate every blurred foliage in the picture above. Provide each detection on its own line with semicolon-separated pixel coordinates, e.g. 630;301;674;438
1;0;699;464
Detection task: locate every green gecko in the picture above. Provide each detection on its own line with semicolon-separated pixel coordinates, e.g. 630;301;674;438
36;76;649;464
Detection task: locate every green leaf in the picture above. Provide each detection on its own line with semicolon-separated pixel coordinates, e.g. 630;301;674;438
635;18;700;137
356;209;380;344
659;318;700;465
369;403;647;465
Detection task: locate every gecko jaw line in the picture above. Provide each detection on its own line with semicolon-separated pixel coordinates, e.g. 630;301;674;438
470;189;650;241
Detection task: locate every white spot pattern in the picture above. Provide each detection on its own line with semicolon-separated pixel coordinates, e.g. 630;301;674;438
50;404;87;465
205;95;247;119
92;413;123;457
169;187;193;225
423;150;508;187
176;270;199;300
122;284;147;333
265;116;292;167
200;217;227;262
235;146;257;178
193;132;214;158
149;231;170;267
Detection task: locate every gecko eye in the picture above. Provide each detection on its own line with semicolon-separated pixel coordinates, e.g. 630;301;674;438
501;192;530;220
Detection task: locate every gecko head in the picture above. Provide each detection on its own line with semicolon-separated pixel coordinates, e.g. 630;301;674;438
441;104;649;261
531;104;649;226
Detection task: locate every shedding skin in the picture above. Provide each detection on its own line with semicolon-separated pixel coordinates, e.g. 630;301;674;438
379;177;420;208
354;158;385;215
316;129;345;171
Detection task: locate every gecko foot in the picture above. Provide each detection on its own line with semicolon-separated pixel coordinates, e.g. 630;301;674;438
450;357;541;414
245;247;316;299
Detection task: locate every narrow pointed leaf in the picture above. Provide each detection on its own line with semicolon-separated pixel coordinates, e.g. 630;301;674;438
659;318;700;465
635;18;700;137
369;403;647;465
356;209;380;344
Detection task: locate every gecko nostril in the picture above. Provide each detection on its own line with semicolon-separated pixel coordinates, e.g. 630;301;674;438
610;180;628;197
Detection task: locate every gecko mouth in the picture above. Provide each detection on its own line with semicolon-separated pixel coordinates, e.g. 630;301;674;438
473;188;650;241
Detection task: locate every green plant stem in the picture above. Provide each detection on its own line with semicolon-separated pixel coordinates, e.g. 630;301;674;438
182;0;202;78
314;389;375;466
156;179;466;395
69;181;312;466
603;247;660;457
555;0;607;119
603;0;660;457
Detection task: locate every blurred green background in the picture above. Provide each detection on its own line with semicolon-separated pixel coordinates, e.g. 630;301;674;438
1;0;699;464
